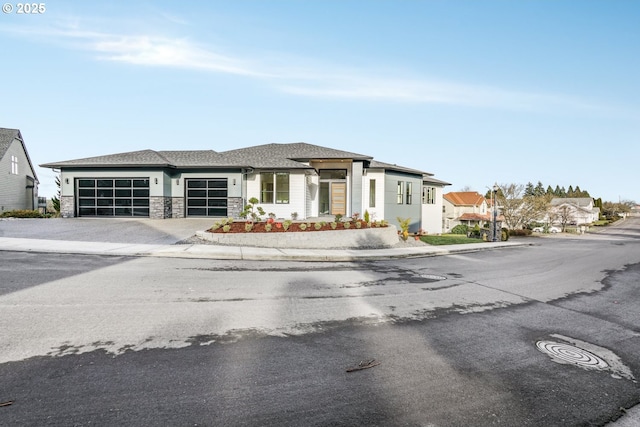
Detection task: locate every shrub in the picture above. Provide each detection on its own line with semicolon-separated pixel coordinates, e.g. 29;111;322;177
240;197;265;222
451;224;469;235
314;222;322;230
265;223;272;232
355;221;362;229
222;225;231;233
291;212;298;220
501;228;510;241
245;223;253;232
283;220;292;231
364;210;370;223
330;222;338;229
508;229;531;237
299;223;307;231
344;221;351;229
0;210;45;218
334;214;343;222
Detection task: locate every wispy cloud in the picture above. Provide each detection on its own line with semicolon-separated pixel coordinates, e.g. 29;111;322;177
1;20;619;114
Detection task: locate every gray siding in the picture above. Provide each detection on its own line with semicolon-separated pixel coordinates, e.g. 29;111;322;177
383;171;422;233
0;140;37;212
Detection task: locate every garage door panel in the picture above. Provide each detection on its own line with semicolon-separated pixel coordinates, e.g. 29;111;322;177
186;178;228;217
76;178;150;217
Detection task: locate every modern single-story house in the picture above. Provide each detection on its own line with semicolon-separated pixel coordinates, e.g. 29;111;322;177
41;142;450;233
0;128;39;212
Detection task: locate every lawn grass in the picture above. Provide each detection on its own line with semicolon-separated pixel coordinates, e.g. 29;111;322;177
419;234;482;245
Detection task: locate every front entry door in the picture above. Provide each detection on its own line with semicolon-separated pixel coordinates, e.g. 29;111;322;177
331;182;346;215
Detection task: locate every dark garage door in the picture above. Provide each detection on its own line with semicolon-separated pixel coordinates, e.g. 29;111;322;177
186;178;228;217
77;178;150;217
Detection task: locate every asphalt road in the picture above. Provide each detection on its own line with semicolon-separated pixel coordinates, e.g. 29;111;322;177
1;218;639;426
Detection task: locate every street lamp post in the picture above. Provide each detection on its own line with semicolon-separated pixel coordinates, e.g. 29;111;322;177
492;183;498;242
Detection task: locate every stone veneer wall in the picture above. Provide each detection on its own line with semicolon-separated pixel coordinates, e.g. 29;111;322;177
149;196;172;219
172;197;184;218
60;196;75;218
228;197;243;219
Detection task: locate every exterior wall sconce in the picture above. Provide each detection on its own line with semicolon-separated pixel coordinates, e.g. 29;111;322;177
154;177;158;184
233;178;236;185
176;179;180;185
65;178;69;184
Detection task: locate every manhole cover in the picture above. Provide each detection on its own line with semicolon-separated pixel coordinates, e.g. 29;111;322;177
536;340;609;369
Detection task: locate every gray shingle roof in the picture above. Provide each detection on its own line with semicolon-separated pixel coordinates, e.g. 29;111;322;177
0;127;38;181
0;128;21;161
218;142;372;169
41;149;225;168
550;197;594;207
369;159;431;176
40;142;438;180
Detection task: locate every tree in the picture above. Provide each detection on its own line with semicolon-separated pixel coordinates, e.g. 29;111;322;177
524;182;535;197
554;185;563;196
567;185;575;196
546;185;554;195
51;174;61;213
534;181;545;197
554;205;575;232
496;183;550;230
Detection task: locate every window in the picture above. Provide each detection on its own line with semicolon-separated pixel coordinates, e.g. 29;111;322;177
397;181;404;204
422;186;436;204
275;173;289;204
406;182;413;204
10;156;18;174
369;179;376;208
261;172;289;204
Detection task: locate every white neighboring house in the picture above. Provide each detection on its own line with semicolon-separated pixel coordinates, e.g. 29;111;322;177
549;198;600;226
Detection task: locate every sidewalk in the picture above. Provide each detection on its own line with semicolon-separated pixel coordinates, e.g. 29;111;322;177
0;236;531;261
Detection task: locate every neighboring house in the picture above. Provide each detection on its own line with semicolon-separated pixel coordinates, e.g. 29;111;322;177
41;142;449;233
443;191;489;231
549;197;600;225
0;128;39;212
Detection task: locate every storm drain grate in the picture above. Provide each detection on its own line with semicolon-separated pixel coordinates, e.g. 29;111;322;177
536;340;609;369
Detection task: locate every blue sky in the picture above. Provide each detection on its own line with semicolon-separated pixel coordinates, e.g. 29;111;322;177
2;1;638;201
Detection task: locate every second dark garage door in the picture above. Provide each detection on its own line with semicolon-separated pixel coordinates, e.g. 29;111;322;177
186;178;228;217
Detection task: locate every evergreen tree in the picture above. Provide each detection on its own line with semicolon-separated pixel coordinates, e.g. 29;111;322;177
51;174;61;213
560;186;567;197
524;182;535;196
534;181;545;197
554;185;562;196
546;185;554;195
567;185;575;196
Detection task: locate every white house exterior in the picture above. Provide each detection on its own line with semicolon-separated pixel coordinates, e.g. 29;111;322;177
0;128;39;212
550;197;600;225
41;142;449;233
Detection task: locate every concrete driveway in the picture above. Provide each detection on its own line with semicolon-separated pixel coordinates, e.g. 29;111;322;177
0;218;215;245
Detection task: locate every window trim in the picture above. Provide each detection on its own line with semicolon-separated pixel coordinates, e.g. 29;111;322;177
397;181;404;204
261;171;290;204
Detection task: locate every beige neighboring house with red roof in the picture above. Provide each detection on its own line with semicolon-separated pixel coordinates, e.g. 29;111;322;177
443;191;489;232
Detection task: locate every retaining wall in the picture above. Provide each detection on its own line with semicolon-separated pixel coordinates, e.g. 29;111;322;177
195;225;399;249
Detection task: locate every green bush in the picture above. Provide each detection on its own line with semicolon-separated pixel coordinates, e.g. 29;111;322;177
508;229;531;236
1;210;45;218
451;224;469;235
501;228;510;241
